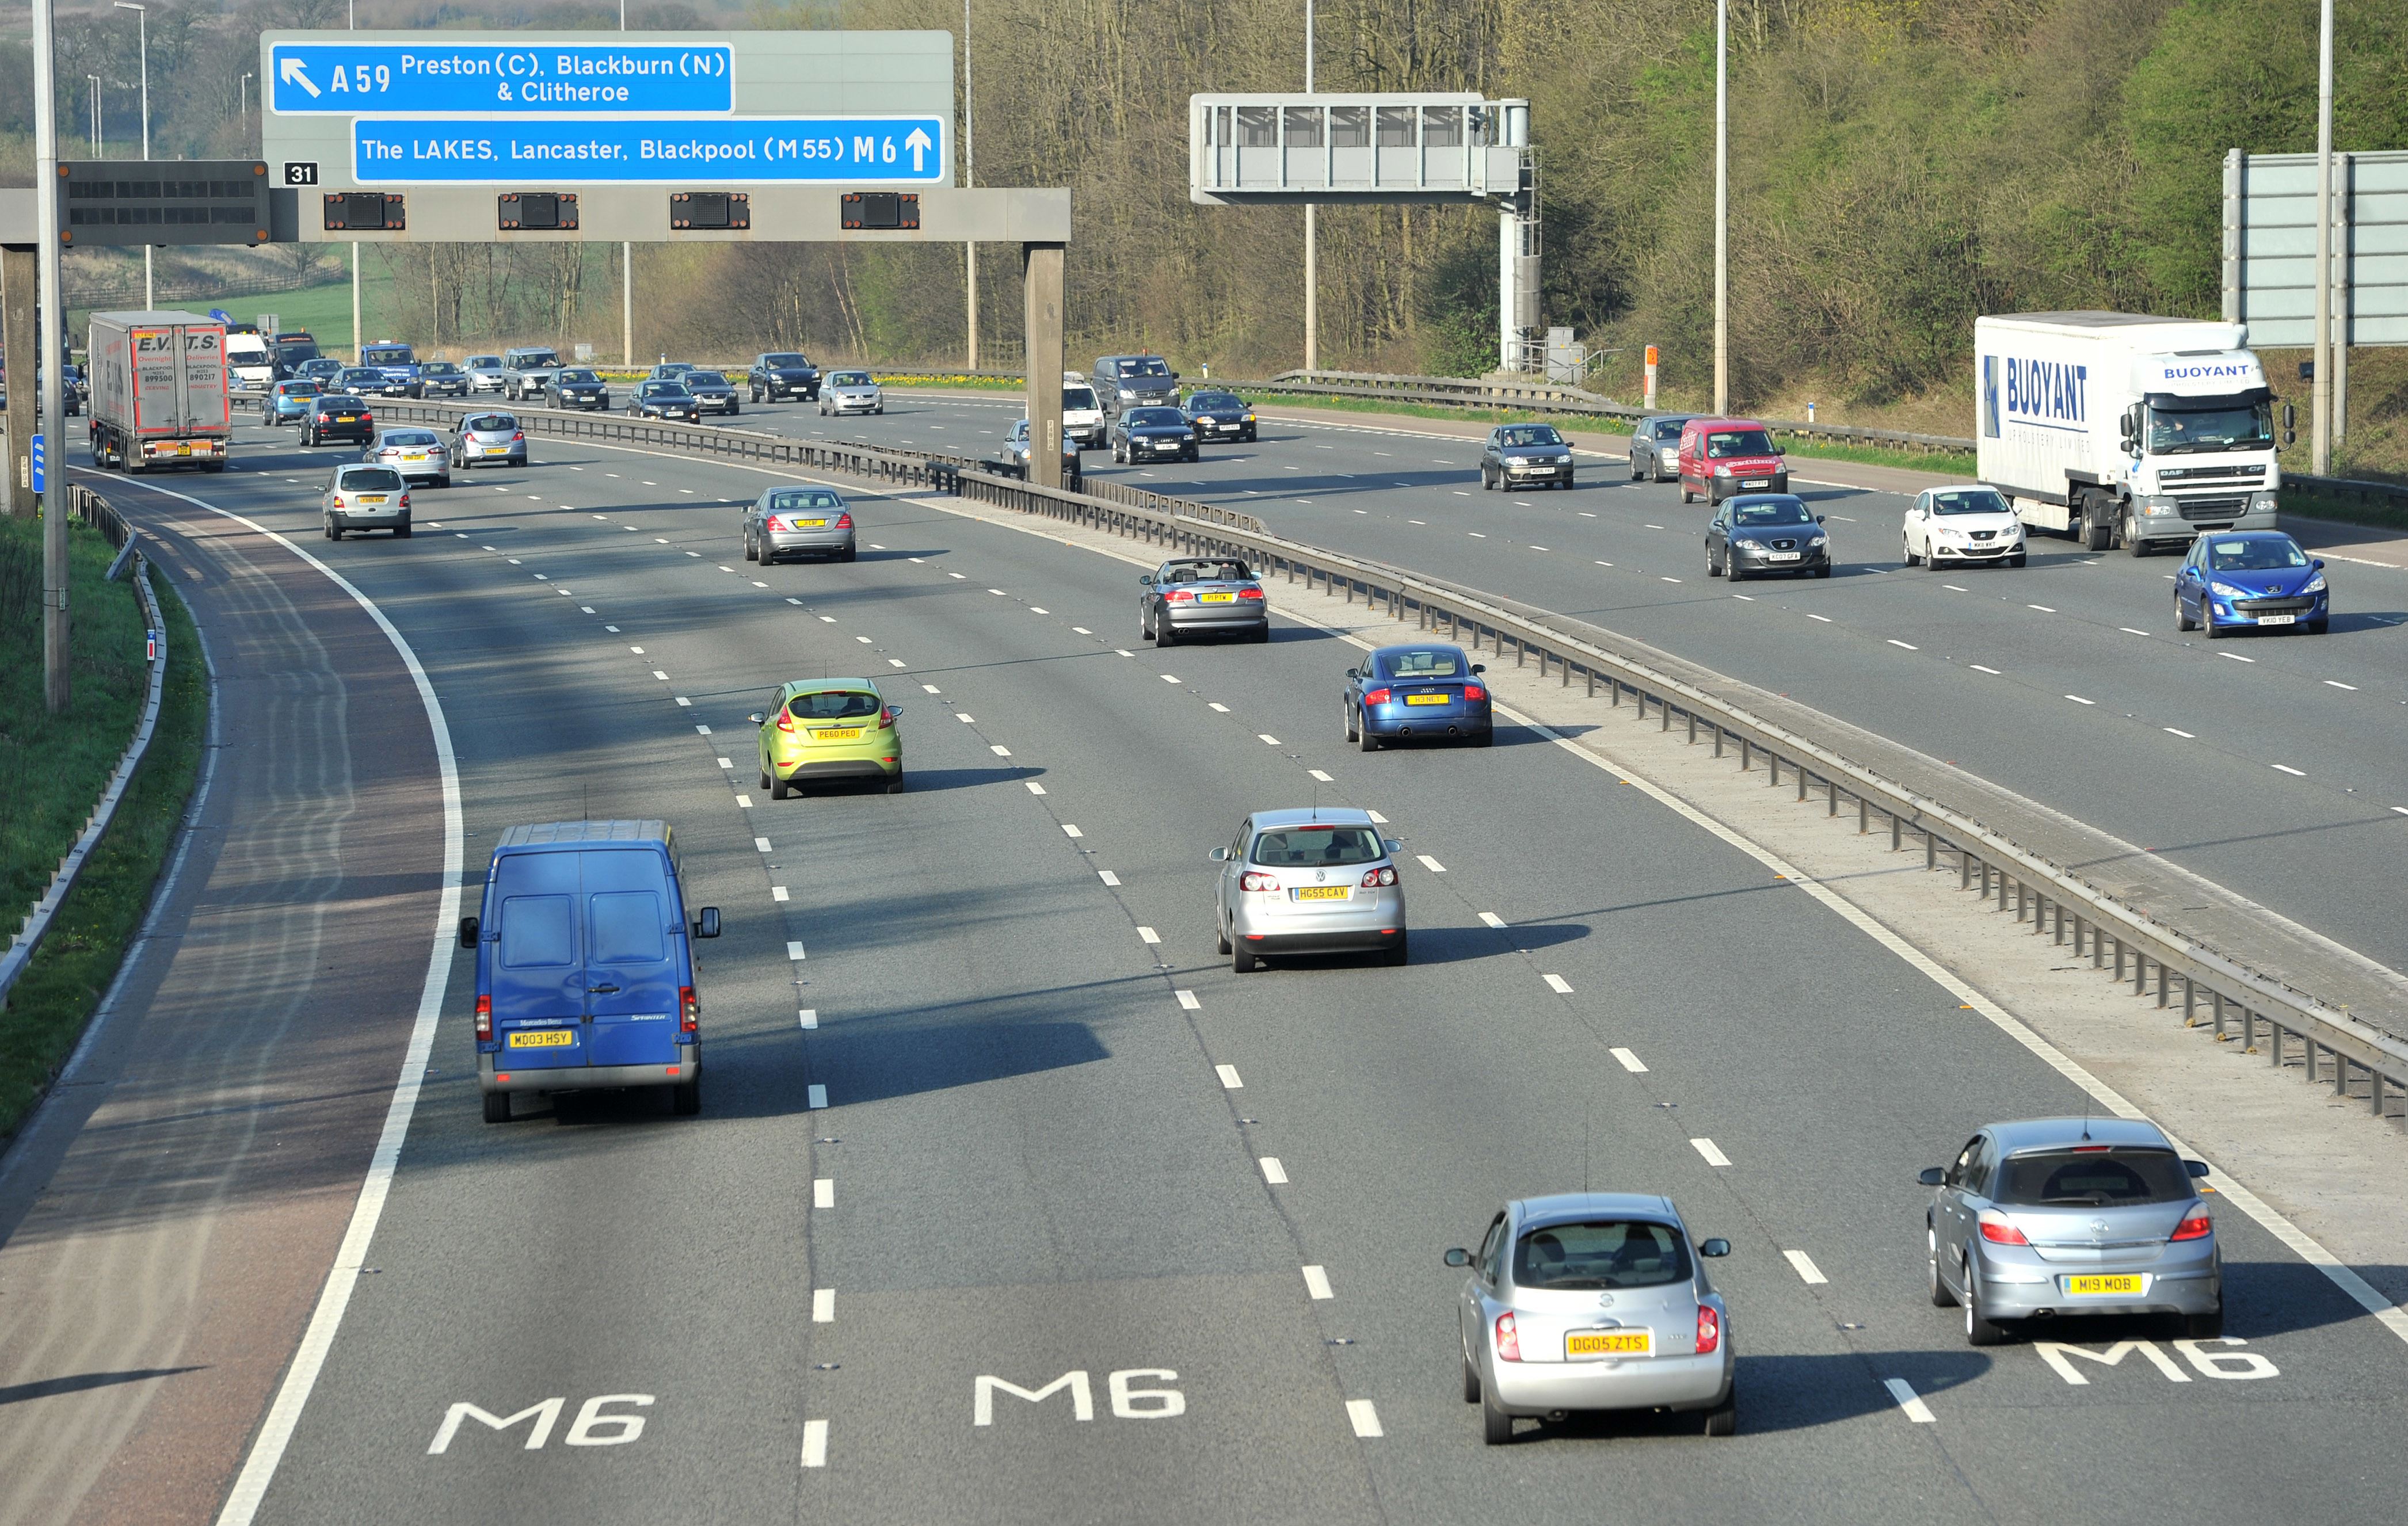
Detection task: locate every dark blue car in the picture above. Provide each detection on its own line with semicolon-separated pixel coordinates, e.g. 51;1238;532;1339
1344;643;1493;751
1110;405;1197;464
2174;530;2327;637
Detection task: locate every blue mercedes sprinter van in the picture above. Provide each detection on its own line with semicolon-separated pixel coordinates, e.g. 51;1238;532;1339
460;821;721;1122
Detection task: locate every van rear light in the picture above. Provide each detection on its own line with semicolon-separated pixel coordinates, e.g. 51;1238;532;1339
1239;871;1279;892
1361;866;1398;887
678;986;699;1033
1977;1209;2028;1245
1494;1311;1522;1362
2171;1210;2213;1242
1696;1304;1721;1355
1363;688;1391;705
474;994;492;1042
1464;684;1487;702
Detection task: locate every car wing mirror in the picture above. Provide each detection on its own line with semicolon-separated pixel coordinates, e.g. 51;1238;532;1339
747;712;765;725
1698;1238;1731;1258
1918;1167;1946;1187
1140;573;1155;585
1382;838;1403;853
1815;514;1826;524
2185;1159;2212;1179
2312;558;2326;570
1208;846;1231;862
458;915;480;948
1344;668;1358;680
1470;663;1486;675
694;907;722;939
1443;1247;1472;1268
885;705;904;717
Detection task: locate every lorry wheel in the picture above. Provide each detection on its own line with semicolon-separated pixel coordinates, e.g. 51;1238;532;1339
2125;511;2148;556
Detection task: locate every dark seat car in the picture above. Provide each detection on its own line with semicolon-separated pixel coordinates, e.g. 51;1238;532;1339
1343;643;1492;749
296;357;346;387
554;367;612;411
302;393;376;448
1182;389;1257;444
262;379;321;425
629;381;700;422
1092;354;1179;418
1706;494;1830;581
1110;406;1197;464
749;352;821;402
1138;556;1268;646
418;360;472;399
647;362;698;382
1628;414;1693;480
1480;424;1576;491
684;369;740;416
337;367;390;399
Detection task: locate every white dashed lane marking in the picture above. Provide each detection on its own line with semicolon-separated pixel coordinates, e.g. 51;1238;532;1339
1175;990;1201;1010
1690;1138;1732;1167
801;1420;829;1468
1302;1266;1334;1300
1216;1064;1242;1089
1542;974;1574;995
811;1288;835;1321
1346;1399;1382;1438
1416;855;1446;873
813;1178;834;1208
1259;1157;1289;1184
1884;1378;1937;1424
1784;1249;1829;1285
1611;1047;1647;1073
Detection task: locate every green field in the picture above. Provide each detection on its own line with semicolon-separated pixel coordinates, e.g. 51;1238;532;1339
69;270;397;356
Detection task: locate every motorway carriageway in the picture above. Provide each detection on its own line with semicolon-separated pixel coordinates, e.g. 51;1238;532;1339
725;389;2408;987
20;415;2401;1525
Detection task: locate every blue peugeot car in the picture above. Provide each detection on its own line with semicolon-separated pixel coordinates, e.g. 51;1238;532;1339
2174;530;2329;637
1344;643;1493;750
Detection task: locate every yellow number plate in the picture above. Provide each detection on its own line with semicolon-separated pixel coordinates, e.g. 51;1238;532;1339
403;452;428;461
797;519;829;528
357;495;388;504
1199;591;1237;603
1567;1330;1652;1358
508;1028;574;1048
483;446;508;455
812;727;863;742
2062;1274;2144;1297
1405;693;1449;706
1294;886;1348;901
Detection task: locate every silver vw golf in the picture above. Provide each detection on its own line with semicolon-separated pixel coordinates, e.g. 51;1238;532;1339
1210;809;1405;971
1920;1117;2220;1346
1448;1193;1736;1444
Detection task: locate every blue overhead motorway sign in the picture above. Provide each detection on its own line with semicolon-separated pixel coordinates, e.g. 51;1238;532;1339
268;40;733;116
353;117;949;185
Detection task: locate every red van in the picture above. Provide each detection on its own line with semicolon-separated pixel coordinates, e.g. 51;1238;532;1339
1678;418;1788;505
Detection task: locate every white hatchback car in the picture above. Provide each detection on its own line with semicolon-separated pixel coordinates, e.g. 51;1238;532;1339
1902;484;2027;569
819;371;884;416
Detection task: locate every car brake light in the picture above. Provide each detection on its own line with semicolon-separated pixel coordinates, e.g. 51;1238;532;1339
763;515;784;532
1494;1311;1522;1362
878;707;896;730
1363;688;1391;705
775;709;797;733
2171;1210;2213;1242
1167;589;1195;602
1240;871;1279;892
511;431;525;442
2070;1144;2112;1153
399;493;411;508
835;512;854;530
475;994;492;1041
1464;684;1487;702
1977;1210;2028;1245
1361;866;1398;887
361;413;374;428
1696;1304;1721;1355
678;985;699;1033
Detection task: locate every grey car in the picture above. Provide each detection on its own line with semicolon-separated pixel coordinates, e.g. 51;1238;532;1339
1140;556;1269;646
1921;1117;2221;1346
1628;414;1693;480
1448;1194;1735;1444
449;411;526;470
745;484;855;564
321;463;412;540
1209;808;1406;971
362;426;451;487
1480;424;1576;490
464;354;506;392
684;369;740;415
997;419;1081;482
820;370;883;416
1706;494;1831;580
418;361;472;399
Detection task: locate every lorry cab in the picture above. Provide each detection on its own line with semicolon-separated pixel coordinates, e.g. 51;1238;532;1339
459;821;721;1123
1677;418;1788;505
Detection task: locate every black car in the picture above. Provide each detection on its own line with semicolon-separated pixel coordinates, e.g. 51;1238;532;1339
1181;390;1256;443
338;367;396;399
1706;494;1831;581
1109;406;1197;464
554;368;612;411
748;352;820;402
683;370;740;415
628;381;700;422
60;364;86;416
418;361;472;398
302;394;376;448
1480;424;1576;491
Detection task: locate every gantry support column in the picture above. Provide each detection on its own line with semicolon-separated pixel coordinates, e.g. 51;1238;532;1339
1023;242;1065;489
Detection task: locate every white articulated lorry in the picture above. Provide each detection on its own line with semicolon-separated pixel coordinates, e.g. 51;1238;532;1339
1974;312;2281;555
87;310;233;474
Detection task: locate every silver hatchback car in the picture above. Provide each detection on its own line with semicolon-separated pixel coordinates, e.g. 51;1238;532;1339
819;370;883;416
745;485;856;564
449;411;526;470
363;426;451;487
1210;808;1405;971
1448;1194;1735;1444
1920;1117;2220;1346
321;463;412;540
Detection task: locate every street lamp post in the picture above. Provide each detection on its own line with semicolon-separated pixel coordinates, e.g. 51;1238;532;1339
1713;0;1728;415
115;1;151;310
964;0;977;370
36;0;71;711
241;71;254;123
350;1;361;360
1304;0;1316;373
2311;0;2334;475
87;75;101;155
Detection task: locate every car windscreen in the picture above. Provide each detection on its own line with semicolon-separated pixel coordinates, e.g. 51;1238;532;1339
1515;1219;1691;1290
1190;392;1243;410
1379;648;1465;679
341;372;382;385
688;372;729;386
1124;358;1171;377
767;489;844;512
280;381;319;395
422;363;461;375
1064;387;1100;410
788;690;881;720
1731;499;1813;527
1250;826;1384;868
362;346;413;365
763;353;810;368
1931;489;2010;516
513;352;561;367
463;414;516;432
1653;420;1686;439
1126;408;1185;427
467;357;501;368
558;369;599;383
830;372;872;386
1705;428;1775;457
338;468;405;491
1163;560;1249;583
277;343;320;362
642;383;691;397
318;395;364;410
2207;537;2308;572
382;430;439;447
1993;1147;2190;1207
1499;425;1563;447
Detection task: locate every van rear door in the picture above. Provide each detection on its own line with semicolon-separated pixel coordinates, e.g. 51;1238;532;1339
578;849;684;1069
490;851;587;1070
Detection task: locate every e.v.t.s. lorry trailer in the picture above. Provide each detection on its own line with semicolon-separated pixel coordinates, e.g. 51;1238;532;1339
87;310;232;474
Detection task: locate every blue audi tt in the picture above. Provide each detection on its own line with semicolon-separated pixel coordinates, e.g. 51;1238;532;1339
2174;531;2328;637
1343;643;1493;750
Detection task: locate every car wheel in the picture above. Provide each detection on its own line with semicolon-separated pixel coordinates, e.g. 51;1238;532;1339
1708;545;1723;577
1252;625;1271;643
1681;487;1694;503
2184;1307;2224;1340
1813;563;1831;578
1964;1280;2010;1347
839;547;856;563
2007;553;2026;568
1462;1351;1481;1403
759;767;774;792
2175;598;2196;632
672;1078;702;1116
1153;620;1175;647
1481;1386;1514;1446
1727;558;1747;583
729;402;740;415
1217;919;1232;956
327;522;344;541
1232;941;1258;975
744;535;758;562
1344;703;1358;742
437;476;451;489
1472;728;1495;749
1929;1234;1957;1307
769;769;793;801
1702;1391;1738;1438
483;1090;512;1123
322;520;336;540
396;519;412;539
1358;720;1379;753
1384;933;1409;966
1630;458;1643;480
1903;537;1920;567
2203;608;2223;639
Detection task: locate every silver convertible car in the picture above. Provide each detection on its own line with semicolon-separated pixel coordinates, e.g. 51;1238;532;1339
1139;556;1269;645
744;485;856;564
1210;808;1405;971
1448;1193;1736;1444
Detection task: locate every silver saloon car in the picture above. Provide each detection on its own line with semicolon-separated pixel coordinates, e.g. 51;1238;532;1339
1210;809;1405;971
363;426;451;487
819;370;883;416
1139;556;1270;645
1449;1194;1736;1444
321;464;412;540
745;485;856;564
449;412;526;469
1921;1117;2221;1346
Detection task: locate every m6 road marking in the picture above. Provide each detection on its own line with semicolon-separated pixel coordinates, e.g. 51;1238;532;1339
428;1394;653;1452
973;1369;1186;1425
2036;1338;2278;1385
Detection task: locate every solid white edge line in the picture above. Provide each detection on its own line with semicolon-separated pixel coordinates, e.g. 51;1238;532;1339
119;483;468;1526
1501;697;2408;1347
1883;1378;1936;1424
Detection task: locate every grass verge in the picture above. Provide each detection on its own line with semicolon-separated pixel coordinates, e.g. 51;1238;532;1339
0;560;207;1144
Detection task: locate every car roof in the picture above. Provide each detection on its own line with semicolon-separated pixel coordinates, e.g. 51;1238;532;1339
1986;1117;2173;1154
1514;1191;1681;1227
1686;416;1767;430
1640;413;1694;424
781;677;883;696
1249;806;1379;831
496;819;670;850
